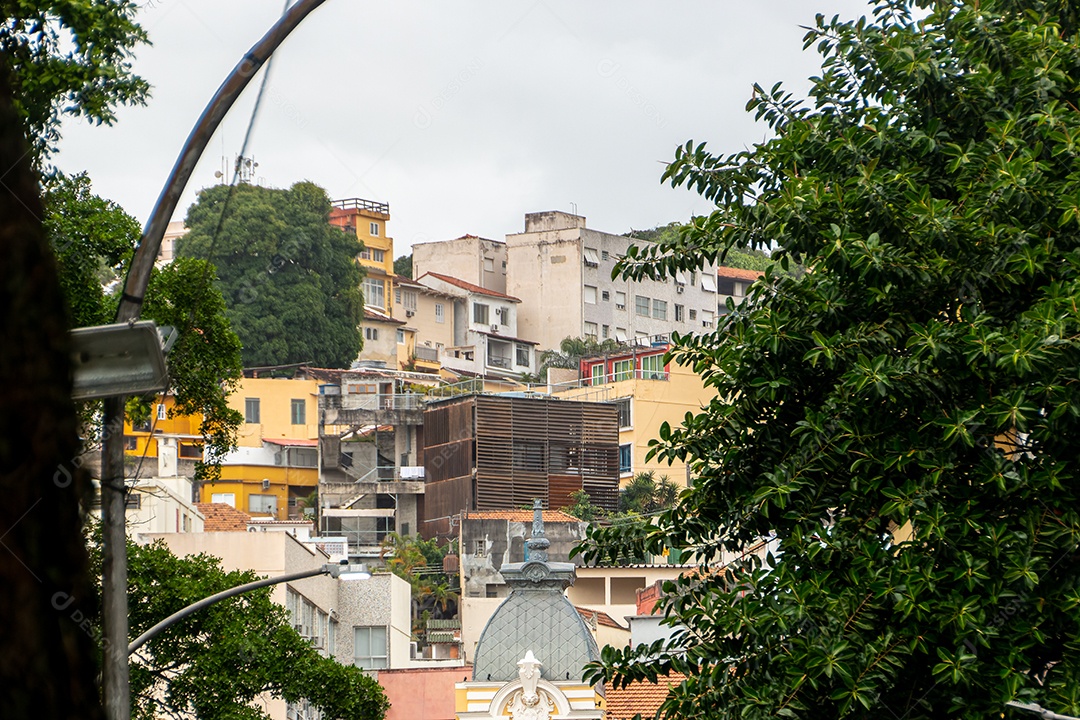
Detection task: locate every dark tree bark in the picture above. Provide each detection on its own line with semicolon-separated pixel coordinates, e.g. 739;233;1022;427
0;61;104;719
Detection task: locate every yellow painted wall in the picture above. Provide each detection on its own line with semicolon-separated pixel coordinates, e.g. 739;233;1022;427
200;464;317;519
123;395;203;458
232;377;320;448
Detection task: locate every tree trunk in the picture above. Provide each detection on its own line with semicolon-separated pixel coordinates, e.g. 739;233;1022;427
0;61;105;719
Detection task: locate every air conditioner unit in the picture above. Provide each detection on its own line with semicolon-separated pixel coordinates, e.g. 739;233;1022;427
262;478;271;490
676;285;684;294
405;310;415;318
490;324;499;333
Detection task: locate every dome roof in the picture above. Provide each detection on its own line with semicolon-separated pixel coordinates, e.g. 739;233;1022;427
473;582;599;683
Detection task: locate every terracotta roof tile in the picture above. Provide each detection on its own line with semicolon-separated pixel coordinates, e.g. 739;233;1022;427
464;510;580;523
195;502;251;531
417;272;521;302
575;606;627;630
716;265;765;281
605;673;686;720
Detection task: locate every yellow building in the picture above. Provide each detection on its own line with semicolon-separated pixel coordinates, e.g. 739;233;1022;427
200;375;324;520
330;197;395;316
553;342;715;486
122;394;204;463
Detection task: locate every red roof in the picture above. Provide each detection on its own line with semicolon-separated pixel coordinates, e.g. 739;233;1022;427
195;502;251;532
576;606;627;630
263;438;319;447
464;510;580;523
716;265;764;281
363;308;406;325
417;272;521;302
605;673;686;720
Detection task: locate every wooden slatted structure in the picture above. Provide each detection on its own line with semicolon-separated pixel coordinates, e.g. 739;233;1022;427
421;394;620;534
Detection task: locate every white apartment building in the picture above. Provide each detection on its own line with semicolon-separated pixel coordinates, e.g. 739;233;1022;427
505;211;720;352
412;234;508;294
415;272;538;379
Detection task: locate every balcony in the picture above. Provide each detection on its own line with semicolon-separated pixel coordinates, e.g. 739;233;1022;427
486;354;512;370
414;345;439;363
320;392;424;426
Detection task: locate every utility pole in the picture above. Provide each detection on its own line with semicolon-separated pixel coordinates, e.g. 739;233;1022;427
99;2;328;717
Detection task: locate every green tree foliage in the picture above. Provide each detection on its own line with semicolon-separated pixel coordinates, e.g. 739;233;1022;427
627;223;775;273
617;471;678;516
578;2;1080;718
562;489;605;522
85;530;388;720
44;173;243;480
379;532;458;626
177;181;364;369
393;253;412;278
1;0;149;168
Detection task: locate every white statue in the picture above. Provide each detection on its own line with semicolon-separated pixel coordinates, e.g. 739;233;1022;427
508;650;554;720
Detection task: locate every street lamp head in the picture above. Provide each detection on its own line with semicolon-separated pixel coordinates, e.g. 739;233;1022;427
324;560;371;581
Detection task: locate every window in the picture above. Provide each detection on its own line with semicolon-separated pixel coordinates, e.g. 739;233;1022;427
328;619;337;656
371;249;385;263
475;539;487;557
369;222;379;236
615;327;628;342
495;306;509;325
156;403;166;421
486;584;500;598
602;290;610;302
602;324;609;339
516;344;530;367
615;397;632;429
484;257;495;272
435;303;445;323
601;250;610;261
690;270;697;286
402;290;417;311
642;354;665;379
473;302;489;324
635;295;650;317
396;329;405;344
249;494;277;515
619;444;633;475
613;359;634;381
674;304;684;322
652;299;667;320
689;309;697;321
584;285;597;304
353;626;388;669
244;398;260;424
123;436;138;450
702;310;715;328
583;247;600;266
394;288;401;304
616;291;627;310
701;273;717;293
584;321;598;339
363;277;385;309
364;327;379;341
591;363;606;386
675;271;688;286
291;399;306;425
211;492;235;507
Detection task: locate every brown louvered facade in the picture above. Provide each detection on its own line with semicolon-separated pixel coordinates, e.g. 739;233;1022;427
421;394;619;536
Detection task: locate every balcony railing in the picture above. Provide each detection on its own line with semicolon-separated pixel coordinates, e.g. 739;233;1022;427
330;197;389;215
551;368;669;391
338;393;424;411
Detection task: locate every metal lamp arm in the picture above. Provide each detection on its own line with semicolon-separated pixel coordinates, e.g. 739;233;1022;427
127;566;326;656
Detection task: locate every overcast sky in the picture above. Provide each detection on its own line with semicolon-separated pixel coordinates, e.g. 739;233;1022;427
56;0;871;255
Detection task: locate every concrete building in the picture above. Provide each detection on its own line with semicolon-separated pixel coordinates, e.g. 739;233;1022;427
717;265;764;316
554;341;716;486
358;307;406;369
91;472;204;536
413;234;508;294
415;272;538;379
567;564;690;627
505;211;720;352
